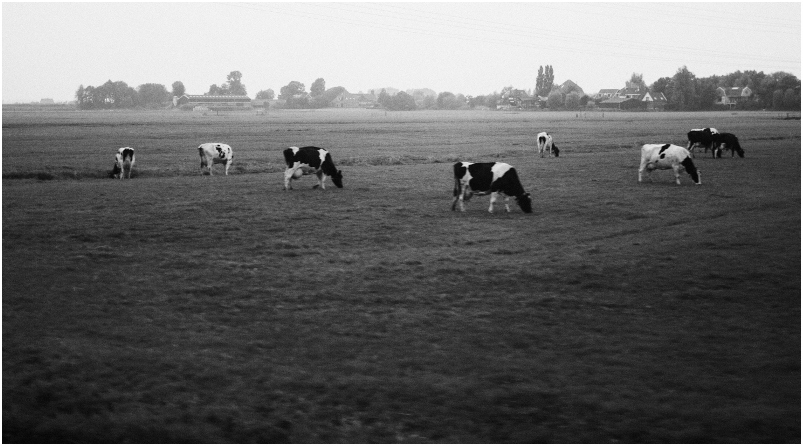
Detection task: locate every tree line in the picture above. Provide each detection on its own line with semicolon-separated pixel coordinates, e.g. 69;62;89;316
651;66;801;111
75;66;800;111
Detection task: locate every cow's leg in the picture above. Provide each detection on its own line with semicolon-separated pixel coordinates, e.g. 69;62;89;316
638;159;648;182
488;192;497;213
458;186;471;212
504;195;511;213
283;168;295;190
672;165;682;185
224;160;231;175
313;171;326;189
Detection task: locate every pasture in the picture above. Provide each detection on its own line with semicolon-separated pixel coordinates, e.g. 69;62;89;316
3;108;800;443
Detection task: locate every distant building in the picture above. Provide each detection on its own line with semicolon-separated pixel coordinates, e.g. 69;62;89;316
175;94;251;108
716;86;752;108
598;81;666;111
329;90;377;108
40;98;55;104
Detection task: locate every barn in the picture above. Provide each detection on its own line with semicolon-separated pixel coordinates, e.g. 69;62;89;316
175;94;252;109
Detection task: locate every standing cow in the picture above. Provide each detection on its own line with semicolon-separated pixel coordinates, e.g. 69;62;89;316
686;128;719;157
452;161;533;213
712;132;745;158
536;132;560;157
198;143;233;175
111;147;135;179
283;146;343;190
638;144;701;185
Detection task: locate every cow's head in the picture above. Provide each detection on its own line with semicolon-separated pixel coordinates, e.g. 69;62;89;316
516;193;533;213
331;170;344;188
681;157;701;185
552;144;560;157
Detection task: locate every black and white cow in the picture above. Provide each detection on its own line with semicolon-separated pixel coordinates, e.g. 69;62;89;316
686;127;719;157
639;144;701;185
711;132;745;158
536;131;560;157
111;147;135;179
198;143;233;175
283;146;343;190
452;161;533;213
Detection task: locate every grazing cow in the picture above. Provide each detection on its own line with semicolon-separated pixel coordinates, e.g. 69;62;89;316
686;127;719;157
712;132;745;158
639;144;701;185
283;146;343;190
452;161;533;213
536;131;560;157
198;143;233;175
111;147;135;179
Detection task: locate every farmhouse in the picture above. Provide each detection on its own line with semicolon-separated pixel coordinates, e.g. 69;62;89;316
329;90;378;108
502;89;541;109
175;94;252;109
598;81;667;111
716;86;752;108
593;89;620;100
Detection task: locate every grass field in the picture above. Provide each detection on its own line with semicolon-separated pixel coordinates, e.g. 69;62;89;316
3;108;800;443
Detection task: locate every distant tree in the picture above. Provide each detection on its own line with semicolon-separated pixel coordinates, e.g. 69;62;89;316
580;94;590;106
564;91;581;110
422;95;436;109
536;66;544;96
378;89;390;107
436;92;461;109
783;88;801;110
651;77;672;95
226;71;246;95
695;78;719;110
543;65;555;96
536;65;554;96
668;66;697;110
310;78;326;97
208;84;223;95
171;81;185;98
547;90;563;109
255;89;275;100
387;91;417;110
629;73;648;91
280;81;306;99
772;89;785;109
75;84;87;108
138;83;170;107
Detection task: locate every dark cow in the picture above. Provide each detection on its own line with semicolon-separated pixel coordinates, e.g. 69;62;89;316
111;147;135;179
536;131;560;158
198;143;233;175
686;127;719;157
283;146;343;190
712;132;745;158
639;143;701;185
452;161;532;213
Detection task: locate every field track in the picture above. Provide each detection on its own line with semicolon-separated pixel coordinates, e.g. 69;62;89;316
3;109;800;442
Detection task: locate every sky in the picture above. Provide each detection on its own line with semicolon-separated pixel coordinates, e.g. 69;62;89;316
2;2;801;103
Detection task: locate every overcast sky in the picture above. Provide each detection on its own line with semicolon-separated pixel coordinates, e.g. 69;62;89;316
2;2;800;103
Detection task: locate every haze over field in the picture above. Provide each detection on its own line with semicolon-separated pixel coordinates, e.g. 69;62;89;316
2;2;800;103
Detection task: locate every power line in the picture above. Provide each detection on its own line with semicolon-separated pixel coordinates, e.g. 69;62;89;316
226;2;800;72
